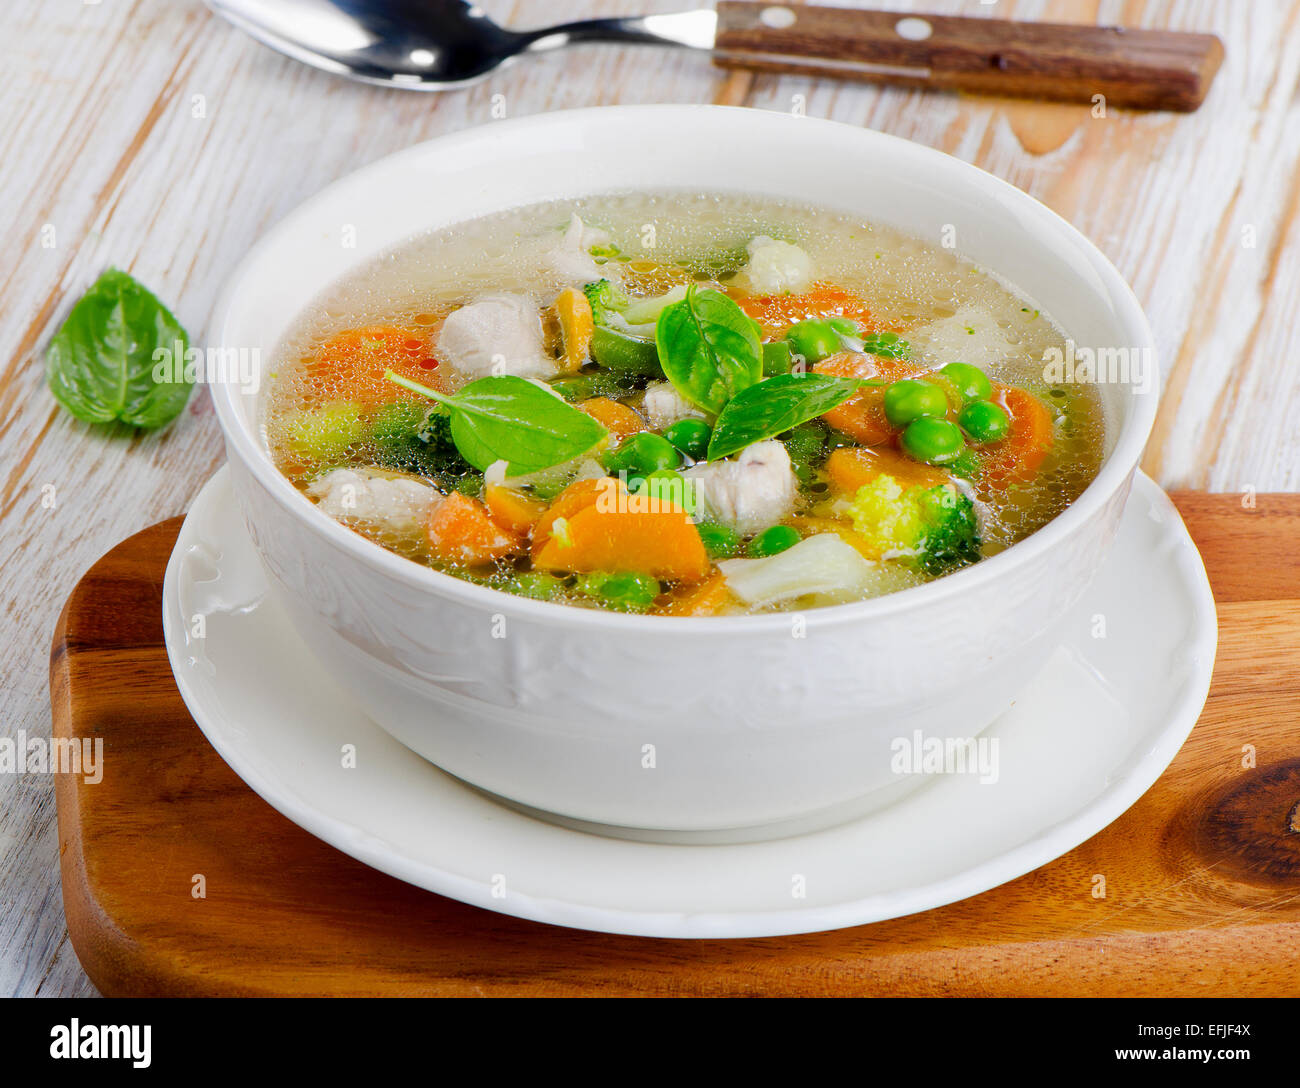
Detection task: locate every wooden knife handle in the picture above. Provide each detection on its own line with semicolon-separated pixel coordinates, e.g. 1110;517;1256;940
713;3;1224;112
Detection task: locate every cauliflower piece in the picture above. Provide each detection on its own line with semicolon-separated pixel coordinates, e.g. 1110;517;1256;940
719;534;878;607
908;305;1019;370
308;467;441;536
740;235;814;295
436;293;556;384
684;440;798;536
641;380;708;431
845;474;981;575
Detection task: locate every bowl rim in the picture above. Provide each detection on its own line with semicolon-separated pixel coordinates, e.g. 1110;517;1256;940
210;104;1159;634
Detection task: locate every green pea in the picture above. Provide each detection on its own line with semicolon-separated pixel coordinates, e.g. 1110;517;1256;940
958;399;1010;443
826;316;862;336
663;417;712;461
575;571;660;613
884;379;949;428
747;524;801;558
605;431;681;476
697;522;741;559
859;332;910;360
784;319;841;364
901;417;966;465
633;469;697;515
508;572;564;601
940;362;993;403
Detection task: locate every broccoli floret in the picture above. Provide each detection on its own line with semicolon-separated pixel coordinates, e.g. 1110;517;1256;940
914;484;981;575
582;279;629;325
369;401;478;491
845;474;981;576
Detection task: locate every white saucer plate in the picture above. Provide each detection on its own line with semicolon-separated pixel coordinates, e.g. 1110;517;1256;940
162;468;1216;939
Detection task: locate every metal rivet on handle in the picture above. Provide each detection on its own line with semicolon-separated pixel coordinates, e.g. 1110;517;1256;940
895;17;933;41
760;7;797;30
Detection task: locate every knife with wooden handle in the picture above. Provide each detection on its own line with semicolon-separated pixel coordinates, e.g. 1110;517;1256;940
710;3;1224;111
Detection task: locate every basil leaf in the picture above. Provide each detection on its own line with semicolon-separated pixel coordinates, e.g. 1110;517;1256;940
46;267;192;429
707;373;863;461
386;373;607;476
655;286;762;414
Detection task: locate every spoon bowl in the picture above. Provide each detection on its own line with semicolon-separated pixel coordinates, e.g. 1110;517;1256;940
205;0;715;90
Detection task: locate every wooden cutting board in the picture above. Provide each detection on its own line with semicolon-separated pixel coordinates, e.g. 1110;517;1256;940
49;494;1300;997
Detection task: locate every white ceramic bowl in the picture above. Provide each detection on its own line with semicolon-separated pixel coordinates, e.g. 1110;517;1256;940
210;105;1157;835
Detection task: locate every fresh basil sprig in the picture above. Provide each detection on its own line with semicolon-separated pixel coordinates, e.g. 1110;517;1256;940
655;285;762;414
385;372;607;476
46;267;193;428
707;373;865;461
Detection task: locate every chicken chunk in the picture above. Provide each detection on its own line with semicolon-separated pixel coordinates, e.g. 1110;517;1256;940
500;213;612;294
542;213;609;287
683;440;798;536
642;381;709;432
436;293;556;384
308;467;441;536
740;235;814;295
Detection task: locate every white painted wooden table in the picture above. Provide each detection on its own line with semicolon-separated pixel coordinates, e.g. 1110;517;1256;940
3;0;1297;997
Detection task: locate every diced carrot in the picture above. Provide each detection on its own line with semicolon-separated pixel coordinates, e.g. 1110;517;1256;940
736;283;877;338
783;516;882;560
656;572;732;616
530;478;608;550
982;387;1055;489
532;479;710;582
553;287;594;373
485;483;549;535
825;446;952;494
427;492;524;565
577;397;645;440
813;352;922;446
304;325;440;408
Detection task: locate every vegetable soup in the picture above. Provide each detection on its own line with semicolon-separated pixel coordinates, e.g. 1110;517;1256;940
263;193;1104;616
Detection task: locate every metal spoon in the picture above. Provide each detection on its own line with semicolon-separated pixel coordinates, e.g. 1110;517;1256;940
205;0;716;90
205;0;1223;111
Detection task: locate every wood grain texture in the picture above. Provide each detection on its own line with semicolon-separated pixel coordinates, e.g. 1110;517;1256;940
47;496;1300;997
4;0;1298;996
715;2;1223;110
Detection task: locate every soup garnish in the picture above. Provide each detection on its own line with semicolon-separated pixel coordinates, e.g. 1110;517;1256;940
264;194;1103;615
